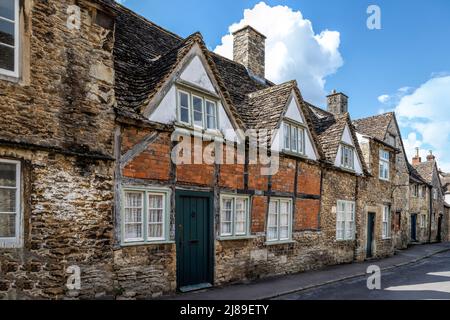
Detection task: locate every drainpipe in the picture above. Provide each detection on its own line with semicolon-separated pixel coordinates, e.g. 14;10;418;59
428;185;433;243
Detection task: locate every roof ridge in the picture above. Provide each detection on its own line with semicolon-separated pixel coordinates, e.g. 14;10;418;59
354;111;394;122
247;80;296;98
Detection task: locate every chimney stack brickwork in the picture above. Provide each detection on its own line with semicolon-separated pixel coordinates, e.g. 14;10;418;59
233;26;266;81
412;147;422;165
427;150;436;162
327;90;349;115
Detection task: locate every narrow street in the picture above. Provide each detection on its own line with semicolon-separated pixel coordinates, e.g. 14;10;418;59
276;250;450;300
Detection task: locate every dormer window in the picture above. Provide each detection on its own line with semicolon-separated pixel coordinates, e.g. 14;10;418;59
283;122;305;156
0;0;19;78
341;144;355;170
177;89;218;130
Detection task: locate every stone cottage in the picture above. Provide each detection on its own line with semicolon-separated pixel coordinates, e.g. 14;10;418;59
412;151;447;243
0;0;448;299
0;0;117;299
353;112;412;252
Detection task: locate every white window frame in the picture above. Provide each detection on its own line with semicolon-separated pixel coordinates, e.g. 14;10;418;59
205;99;218;130
0;158;22;247
336;200;355;241
219;194;250;238
433;188;438;200
0;0;19;78
282;121;306;156
266;198;292;243
121;187;171;245
177;89;191;125
379;149;390;181
191;94;204;129
382;205;391;239
176;88;219;131
340;144;355;170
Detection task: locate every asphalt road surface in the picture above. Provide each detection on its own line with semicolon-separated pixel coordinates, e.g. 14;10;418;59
276;250;450;300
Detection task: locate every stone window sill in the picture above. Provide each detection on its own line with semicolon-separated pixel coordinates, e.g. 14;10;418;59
120;240;175;247
217;235;257;241
264;240;296;246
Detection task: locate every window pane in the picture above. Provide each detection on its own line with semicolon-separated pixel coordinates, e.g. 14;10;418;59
125;224;142;239
148;209;163;223
0;44;14;71
179;92;189;108
148;223;163;238
267;227;277;240
179;92;190;123
193;96;203;127
0;19;14;46
148;195;163;209
298;129;305;153
283;123;290;149
206;101;217;129
0;0;15;21
0;188;15;212
280;227;289;239
221;199;233;235
291;126;298;152
0;162;16;187
0;213;15;238
124;192;143;241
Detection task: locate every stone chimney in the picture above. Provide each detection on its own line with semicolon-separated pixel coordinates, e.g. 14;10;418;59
327;90;348;115
427;150;436;162
412;147;421;166
233;26;266;81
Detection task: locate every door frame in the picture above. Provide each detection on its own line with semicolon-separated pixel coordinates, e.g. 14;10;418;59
366;212;376;259
175;189;215;290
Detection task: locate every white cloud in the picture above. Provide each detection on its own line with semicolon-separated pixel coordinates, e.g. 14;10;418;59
394;75;450;172
214;1;343;106
378;94;390;104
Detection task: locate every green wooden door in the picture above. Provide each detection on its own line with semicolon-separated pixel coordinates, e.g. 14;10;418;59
176;191;213;290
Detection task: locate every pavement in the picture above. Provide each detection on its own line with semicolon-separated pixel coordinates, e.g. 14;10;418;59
166;242;450;300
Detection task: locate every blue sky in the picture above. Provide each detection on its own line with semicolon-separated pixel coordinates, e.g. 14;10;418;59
117;0;450;170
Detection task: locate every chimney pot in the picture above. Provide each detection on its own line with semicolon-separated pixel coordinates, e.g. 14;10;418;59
412;147;422;165
233;26;266;81
327;91;348;115
427;150;436;162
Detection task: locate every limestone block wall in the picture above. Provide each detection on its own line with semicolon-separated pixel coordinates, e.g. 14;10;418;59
0;146;114;299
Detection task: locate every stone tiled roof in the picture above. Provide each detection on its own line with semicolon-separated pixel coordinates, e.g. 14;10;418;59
308;106;367;173
409;163;429;185
111;2;368;172
244;81;295;131
113;4;248;129
352;112;394;141
414;161;435;184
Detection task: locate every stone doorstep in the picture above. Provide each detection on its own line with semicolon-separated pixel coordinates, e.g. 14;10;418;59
166;242;450;300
